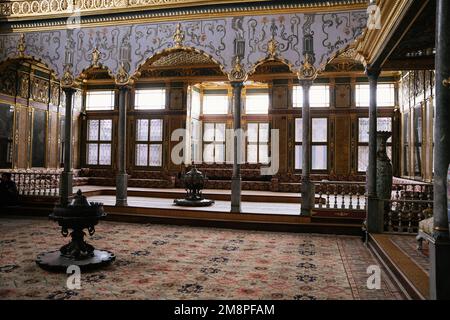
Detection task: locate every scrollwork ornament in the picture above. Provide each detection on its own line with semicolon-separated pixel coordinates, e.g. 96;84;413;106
61;64;75;88
17;33;25;57
173;23;185;48
91;47;101;68
267;36;278;59
115;62;131;85
298;53;317;81
228;56;247;82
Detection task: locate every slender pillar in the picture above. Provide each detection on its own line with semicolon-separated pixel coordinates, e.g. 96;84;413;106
366;68;383;233
230;81;243;213
116;85;130;207
60;87;75;206
300;80;315;216
430;0;450;300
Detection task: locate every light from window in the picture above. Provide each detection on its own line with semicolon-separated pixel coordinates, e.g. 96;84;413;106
246;93;269;114
293;85;303;108
312;118;327;142
312;146;327;170
293;85;330;108
191;89;201;118
86;91;115;111
310;85;330;108
356;84;395;107
358;117;392;143
203;93;228;115
135;89;166;110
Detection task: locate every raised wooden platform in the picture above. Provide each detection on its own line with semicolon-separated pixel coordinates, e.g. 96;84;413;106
3;186;366;235
368;233;429;300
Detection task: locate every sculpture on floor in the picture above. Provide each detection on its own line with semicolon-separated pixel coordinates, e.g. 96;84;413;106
36;190;115;271
174;165;214;207
376;131;393;202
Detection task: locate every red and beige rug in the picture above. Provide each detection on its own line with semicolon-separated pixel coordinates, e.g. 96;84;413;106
0;217;404;300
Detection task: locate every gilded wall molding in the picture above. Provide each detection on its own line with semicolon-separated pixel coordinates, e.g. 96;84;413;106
1;0;367;26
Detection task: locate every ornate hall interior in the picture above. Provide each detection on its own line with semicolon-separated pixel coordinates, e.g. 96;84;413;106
0;0;449;301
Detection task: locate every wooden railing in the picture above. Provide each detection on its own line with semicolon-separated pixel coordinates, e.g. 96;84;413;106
0;169;62;197
314;181;366;210
383;199;433;234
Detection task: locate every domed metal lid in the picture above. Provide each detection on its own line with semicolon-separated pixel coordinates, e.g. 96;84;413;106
69;189;91;207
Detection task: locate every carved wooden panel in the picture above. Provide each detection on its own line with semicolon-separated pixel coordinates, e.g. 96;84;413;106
169;87;184;110
335;84;350;108
272;86;288;110
334;115;351;175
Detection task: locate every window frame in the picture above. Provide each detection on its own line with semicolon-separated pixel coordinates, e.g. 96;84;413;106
246;122;270;164
85;90;115;111
134;88;167;110
134;117;164;168
202;122;226;164
85;118;113;167
294;117;329;172
357;116;393;173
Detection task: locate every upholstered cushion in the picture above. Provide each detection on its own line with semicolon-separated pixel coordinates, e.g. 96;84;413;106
419;217;434;235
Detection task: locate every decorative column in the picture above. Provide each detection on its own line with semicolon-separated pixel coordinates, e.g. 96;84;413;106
430;0;450;300
228;55;247;213
230;81;244;213
366;68;382;233
300;80;315;216
60;87;76;206
115;84;130;207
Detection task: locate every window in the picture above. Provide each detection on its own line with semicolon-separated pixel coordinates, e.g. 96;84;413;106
85;91;115;111
0;105;14;168
32;109;47;167
203;123;226;163
293;85;304;108
413;105;422;176
245;91;269;114
311;118;328;170
86;119;112;165
293;85;329;108
357;117;393;172
203;92;228;115
356;84;395;107
191;89;201;119
135;89;166;110
294;118;328;170
135;119;163;167
247;123;269;164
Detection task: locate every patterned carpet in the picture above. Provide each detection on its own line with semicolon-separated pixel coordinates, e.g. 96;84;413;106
0;217;404;300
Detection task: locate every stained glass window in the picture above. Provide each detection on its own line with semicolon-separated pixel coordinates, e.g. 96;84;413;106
135;89;166;110
135;118;163;167
247;123;269;164
86;119;112;166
